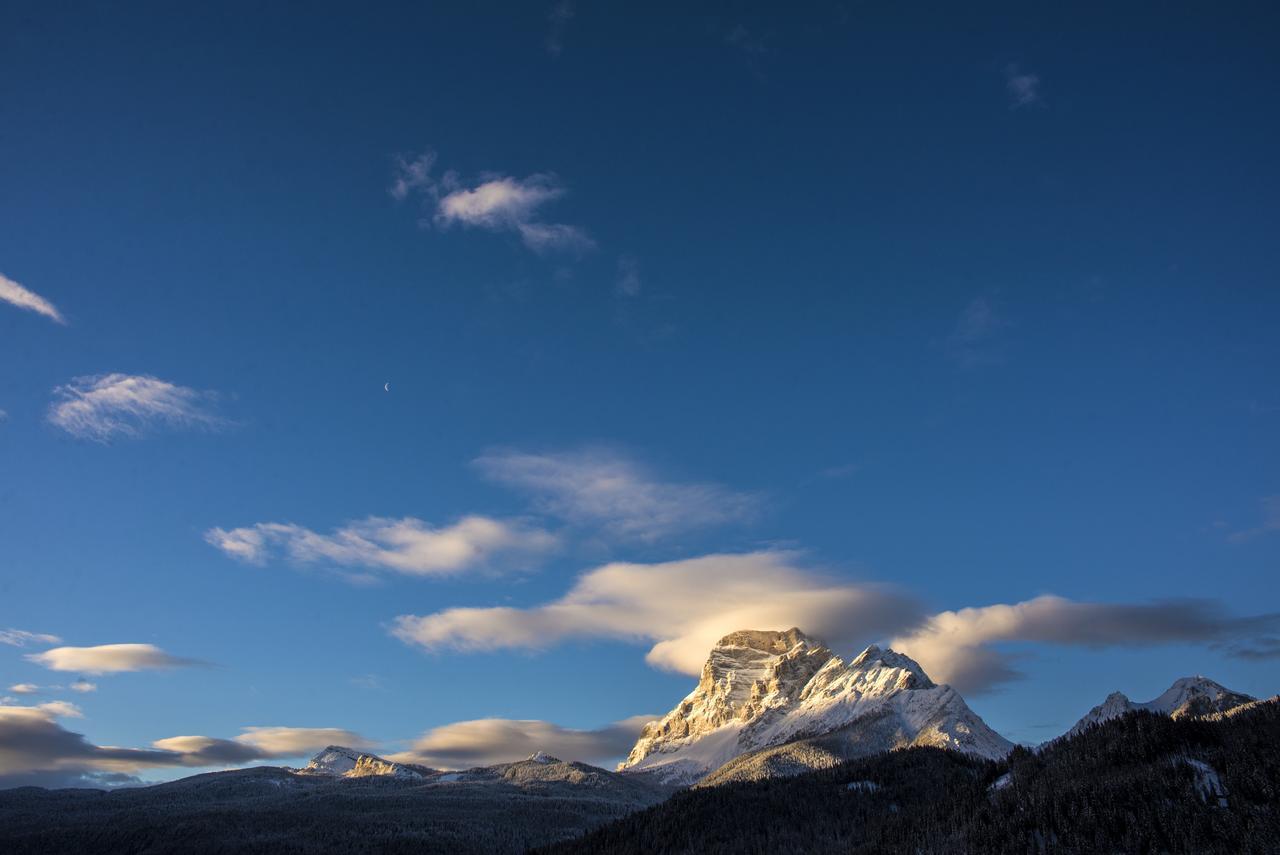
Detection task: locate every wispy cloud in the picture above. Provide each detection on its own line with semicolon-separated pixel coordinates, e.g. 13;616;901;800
616;254;642;297
1004;63;1041;108
8;684;41;695
891;596;1280;693
48;373;227;442
391;149;593;254
1227;495;1280;543
389;714;655;770
392;551;923;675
474;448;760;542
205;515;557;577
0;629;61;647
0;272;65;324
946;296;1006;367
545;0;574;56
27;643;204;675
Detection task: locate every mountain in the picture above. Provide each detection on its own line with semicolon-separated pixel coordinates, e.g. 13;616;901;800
1067;676;1255;737
300;745;432;779
0;753;671;855
618;628;1012;785
547;697;1280;855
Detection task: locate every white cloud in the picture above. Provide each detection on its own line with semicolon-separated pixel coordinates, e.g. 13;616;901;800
231;726;374;756
48;373;226;442
69;680;98;693
891;595;1280;693
391;150;593;254
946;296;1007;368
0;628;61;647
27;643;202;675
392;551;923;675
36;701;83;719
8;684;40;695
389;714;654;770
1005;64;1041;108
474;448;760;542
0;272;65;324
205;515;557;577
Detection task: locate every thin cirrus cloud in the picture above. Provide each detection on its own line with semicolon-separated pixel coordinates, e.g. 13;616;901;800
1004;63;1042;108
387;714;656;770
0;628;61;647
205;515;558;578
392;550;1280;694
390;149;594;254
473;448;761;542
0;271;65;324
48;373;227;442
1227;495;1280;543
26;643;204;675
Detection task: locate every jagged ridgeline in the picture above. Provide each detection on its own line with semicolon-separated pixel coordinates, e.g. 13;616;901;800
545;696;1280;855
618;628;1012;785
0;627;1270;854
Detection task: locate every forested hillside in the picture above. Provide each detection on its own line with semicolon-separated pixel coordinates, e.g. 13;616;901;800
545;698;1280;854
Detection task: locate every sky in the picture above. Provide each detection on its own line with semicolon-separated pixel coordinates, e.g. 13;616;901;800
1;1;1279;787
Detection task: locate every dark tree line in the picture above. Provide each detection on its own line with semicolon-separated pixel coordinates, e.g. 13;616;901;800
541;699;1280;854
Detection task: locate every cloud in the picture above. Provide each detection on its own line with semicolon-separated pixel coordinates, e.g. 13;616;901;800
48;373;226;442
0;704;373;788
8;684;40;695
227;726;374;756
616;255;641;297
474;448;760;542
1227;495;1280;543
0;704;180;788
392;551;924;675
27;643;203;675
205;515;557;577
725;24;769;57
545;1;574;56
0;629;61;647
1005;64;1041;108
391;150;592;254
35;701;83;719
69;680;97;693
946;296;1006;367
0;272;65;324
150;735;267;765
389;715;655;770
891;595;1280;694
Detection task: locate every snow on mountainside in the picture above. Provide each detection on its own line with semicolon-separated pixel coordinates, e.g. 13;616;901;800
1067;676;1255;737
618;628;1013;786
301;746;428;780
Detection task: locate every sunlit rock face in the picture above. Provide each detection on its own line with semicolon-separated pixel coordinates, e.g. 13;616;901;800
619;628;1013;786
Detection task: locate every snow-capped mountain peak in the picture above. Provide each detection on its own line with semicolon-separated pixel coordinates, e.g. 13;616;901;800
1067;676;1255;737
619;629;1011;785
301;746;425;780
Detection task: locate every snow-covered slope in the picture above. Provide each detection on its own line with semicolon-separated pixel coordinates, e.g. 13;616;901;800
301;746;428;780
1067;677;1255;737
618;629;1012;785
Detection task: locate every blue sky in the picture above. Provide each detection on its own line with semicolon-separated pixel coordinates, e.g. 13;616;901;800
1;1;1278;785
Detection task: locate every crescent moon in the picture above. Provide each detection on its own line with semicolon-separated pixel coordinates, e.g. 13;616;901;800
384;382;391;392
